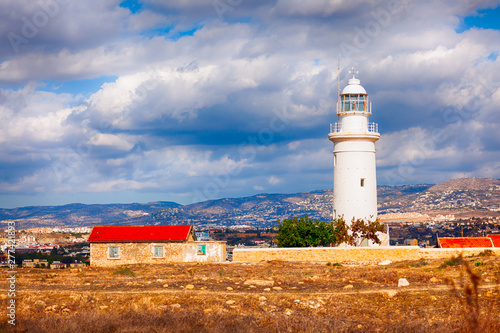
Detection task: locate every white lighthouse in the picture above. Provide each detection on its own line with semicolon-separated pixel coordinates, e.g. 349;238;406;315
329;68;379;225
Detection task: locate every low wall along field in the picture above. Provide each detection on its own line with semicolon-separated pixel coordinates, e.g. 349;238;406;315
232;246;500;263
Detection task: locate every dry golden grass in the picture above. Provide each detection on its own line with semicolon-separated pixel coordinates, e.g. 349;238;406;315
1;254;499;332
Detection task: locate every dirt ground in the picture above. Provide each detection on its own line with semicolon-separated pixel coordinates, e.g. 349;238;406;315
1;253;500;332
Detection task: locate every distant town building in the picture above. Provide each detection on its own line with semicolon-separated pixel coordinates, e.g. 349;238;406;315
195;231;211;241
433;214;455;222
69;262;87;268
88;225;226;267
403;239;419;246
18;234;36;244
50;261;66;269
22;259;48;268
419;240;430;247
13;245;39;254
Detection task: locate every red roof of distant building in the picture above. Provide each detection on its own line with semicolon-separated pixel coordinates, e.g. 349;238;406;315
487;234;500;247
87;225;193;242
438;237;494;248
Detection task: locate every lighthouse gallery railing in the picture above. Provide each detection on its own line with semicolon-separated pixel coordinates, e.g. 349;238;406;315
330;122;378;134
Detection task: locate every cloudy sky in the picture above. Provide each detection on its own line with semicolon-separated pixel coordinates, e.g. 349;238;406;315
1;0;500;208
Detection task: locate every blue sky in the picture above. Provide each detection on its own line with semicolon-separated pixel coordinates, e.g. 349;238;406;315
120;0;142;14
1;0;500;208
459;6;500;31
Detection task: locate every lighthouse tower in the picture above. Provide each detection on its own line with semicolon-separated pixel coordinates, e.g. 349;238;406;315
329;68;379;225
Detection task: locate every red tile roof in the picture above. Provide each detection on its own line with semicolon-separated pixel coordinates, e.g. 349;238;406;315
88;225;193;242
487;234;500;247
438;237;494;248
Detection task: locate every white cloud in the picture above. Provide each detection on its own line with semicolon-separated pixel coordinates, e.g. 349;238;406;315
0;86;76;145
1;0;500;206
273;0;355;17
267;176;282;185
85;179;160;193
88;133;134;151
288;141;301;150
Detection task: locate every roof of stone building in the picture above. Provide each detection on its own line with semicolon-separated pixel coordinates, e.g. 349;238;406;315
438;237;494;248
487;234;500;247
87;225;193;242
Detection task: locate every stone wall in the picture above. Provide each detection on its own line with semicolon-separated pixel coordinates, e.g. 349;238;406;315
232;246;500;263
90;241;226;267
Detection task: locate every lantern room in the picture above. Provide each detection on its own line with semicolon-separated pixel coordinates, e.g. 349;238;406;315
337;76;371;115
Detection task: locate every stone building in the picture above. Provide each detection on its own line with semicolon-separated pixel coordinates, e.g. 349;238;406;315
88;225;226;267
69;261;87;268
50;261;66;269
22;259;48;268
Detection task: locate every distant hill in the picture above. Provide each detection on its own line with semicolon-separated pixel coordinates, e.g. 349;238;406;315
427;178;500;192
378;178;500;214
1;178;499;229
0;202;181;228
377;184;433;202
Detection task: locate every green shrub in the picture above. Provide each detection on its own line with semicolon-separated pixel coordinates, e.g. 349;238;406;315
479;249;495;256
326;262;341;267
411;261;429;268
439;257;463;269
113;267;135;277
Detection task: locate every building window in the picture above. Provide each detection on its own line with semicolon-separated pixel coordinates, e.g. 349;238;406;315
197;244;206;255
360;178;365;187
153;246;163;258
334;154;337;166
108;246;119;259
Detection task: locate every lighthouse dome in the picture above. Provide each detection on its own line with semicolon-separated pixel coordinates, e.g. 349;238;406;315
341;78;367;95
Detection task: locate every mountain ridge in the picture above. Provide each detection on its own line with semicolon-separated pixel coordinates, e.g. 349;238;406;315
1;178;499;229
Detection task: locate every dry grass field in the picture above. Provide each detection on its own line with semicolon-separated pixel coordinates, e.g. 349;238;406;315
1;253;500;332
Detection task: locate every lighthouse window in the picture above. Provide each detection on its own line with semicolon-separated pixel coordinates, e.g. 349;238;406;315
360;178;365;187
341;95;367;112
343;96;350;111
